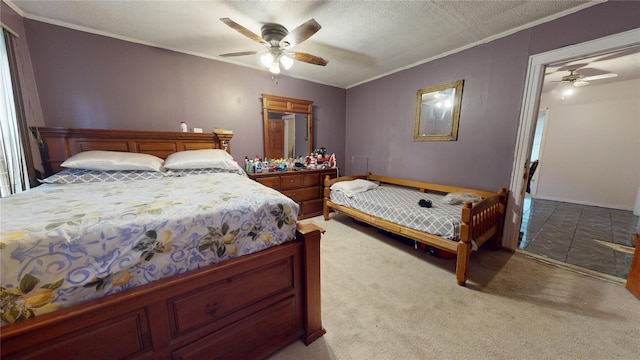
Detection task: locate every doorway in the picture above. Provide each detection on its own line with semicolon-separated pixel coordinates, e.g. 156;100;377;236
267;118;285;159
505;29;640;280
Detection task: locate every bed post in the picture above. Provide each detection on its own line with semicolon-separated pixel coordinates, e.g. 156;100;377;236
457;202;473;286
488;187;508;250
323;175;331;220
213;133;233;154
297;222;327;345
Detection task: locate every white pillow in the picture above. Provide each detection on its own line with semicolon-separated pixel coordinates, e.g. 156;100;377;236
164;149;241;171
61;151;164;172
330;179;379;197
441;192;483;205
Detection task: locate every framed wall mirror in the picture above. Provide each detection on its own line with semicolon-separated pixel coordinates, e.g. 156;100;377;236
262;94;313;159
413;79;464;141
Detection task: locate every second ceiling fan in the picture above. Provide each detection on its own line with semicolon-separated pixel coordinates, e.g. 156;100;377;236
220;18;328;75
556;69;618;87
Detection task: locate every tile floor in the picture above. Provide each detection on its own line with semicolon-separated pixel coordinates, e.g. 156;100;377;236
519;196;638;279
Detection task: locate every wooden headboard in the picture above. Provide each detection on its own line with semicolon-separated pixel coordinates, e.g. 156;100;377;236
31;127;234;176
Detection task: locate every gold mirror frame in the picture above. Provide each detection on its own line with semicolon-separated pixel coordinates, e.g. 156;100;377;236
413;79;464;141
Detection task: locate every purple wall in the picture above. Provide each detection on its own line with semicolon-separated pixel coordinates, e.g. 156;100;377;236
345;0;640;191
21;19;346;165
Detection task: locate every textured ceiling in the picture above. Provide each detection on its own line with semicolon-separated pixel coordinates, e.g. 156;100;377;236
6;0;602;88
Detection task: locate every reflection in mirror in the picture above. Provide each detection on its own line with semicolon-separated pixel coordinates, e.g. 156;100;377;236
414;80;464;141
262;94;313;160
267;112;308;159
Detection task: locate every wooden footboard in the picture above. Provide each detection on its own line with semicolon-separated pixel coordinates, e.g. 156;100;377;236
323;173;506;286
457;189;506;285
0;224;325;360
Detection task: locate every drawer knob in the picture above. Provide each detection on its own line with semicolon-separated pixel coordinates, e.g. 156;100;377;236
207;302;219;317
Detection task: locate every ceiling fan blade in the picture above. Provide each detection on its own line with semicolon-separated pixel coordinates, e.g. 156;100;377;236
279;18;321;48
290;52;328;66
220;18;268;47
219;51;259;57
555;63;589;73
582;73;618;81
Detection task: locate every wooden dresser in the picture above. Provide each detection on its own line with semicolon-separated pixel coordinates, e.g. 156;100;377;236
249;168;338;219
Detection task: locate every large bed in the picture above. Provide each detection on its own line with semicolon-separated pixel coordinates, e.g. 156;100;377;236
323;174;506;286
1;127;325;359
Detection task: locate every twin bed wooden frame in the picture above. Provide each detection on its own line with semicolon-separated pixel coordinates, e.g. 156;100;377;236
323;173;507;286
1;127;325;359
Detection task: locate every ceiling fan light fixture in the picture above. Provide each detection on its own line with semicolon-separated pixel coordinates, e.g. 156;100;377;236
261;52;292;74
220;18;326;78
260;53;274;68
280;55;294;70
269;61;281;75
573;80;589;87
561;87;574;100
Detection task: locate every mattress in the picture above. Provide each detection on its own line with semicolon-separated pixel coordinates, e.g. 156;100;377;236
0;172;298;325
330;185;465;240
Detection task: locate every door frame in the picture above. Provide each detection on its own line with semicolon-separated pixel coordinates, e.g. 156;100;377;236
503;28;640;251
529;109;548;197
282;114;296;158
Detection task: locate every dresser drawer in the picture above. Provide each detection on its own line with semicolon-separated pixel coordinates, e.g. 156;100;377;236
281;186;322;202
249;169;337;220
167;257;294;337
280;174;304;190
254;175;281;190
280;173;321;190
300;198;324;216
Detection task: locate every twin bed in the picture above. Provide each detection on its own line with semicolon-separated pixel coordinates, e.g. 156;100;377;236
323;174;507;286
1;127;325;359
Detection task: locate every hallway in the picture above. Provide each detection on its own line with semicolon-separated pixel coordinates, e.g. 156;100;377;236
519;197;638;279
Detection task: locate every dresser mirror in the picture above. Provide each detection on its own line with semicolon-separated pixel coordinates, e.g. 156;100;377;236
413;79;464;141
262;94;313;159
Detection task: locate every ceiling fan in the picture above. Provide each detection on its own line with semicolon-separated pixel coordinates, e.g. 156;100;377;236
555;69;618;87
219;18;328;75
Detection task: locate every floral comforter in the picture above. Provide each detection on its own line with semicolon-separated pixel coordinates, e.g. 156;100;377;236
0;172;298;326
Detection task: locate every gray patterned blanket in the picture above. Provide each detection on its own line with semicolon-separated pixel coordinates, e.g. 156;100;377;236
330;185;465;240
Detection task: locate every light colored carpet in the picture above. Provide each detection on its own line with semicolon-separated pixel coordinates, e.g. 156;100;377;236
269;213;640;360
